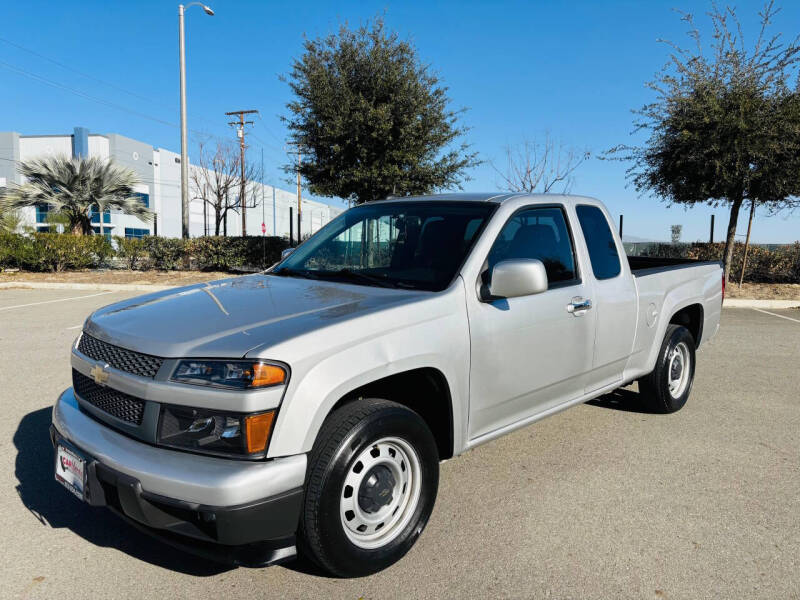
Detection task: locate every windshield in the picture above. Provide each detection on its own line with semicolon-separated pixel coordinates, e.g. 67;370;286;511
273;201;496;291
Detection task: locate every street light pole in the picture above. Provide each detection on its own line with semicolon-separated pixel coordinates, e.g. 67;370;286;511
179;2;214;239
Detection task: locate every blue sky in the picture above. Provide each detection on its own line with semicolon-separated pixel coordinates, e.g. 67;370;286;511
2;0;799;242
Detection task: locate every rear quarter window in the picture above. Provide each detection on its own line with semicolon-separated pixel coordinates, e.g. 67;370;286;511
575;205;621;280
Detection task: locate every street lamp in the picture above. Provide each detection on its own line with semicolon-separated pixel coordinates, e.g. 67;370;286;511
178;2;213;239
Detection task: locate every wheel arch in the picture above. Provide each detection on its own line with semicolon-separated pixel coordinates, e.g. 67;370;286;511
669;303;704;348
325;367;455;460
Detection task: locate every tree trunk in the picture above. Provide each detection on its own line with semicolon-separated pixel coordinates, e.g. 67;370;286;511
738;200;756;287
215;207;222;236
722;196;743;283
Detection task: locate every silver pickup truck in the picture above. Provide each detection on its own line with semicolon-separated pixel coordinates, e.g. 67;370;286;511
51;193;723;576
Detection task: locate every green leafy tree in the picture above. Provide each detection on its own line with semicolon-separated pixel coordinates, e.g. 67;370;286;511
283;18;478;205
608;2;800;281
0;156;151;235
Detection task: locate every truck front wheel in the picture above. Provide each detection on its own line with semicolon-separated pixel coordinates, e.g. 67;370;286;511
300;398;439;577
638;324;696;413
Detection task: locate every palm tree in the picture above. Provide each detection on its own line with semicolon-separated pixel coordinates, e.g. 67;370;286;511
0;156;152;235
0;208;23;233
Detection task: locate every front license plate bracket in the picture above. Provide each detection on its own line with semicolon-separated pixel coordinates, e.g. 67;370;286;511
55;443;86;501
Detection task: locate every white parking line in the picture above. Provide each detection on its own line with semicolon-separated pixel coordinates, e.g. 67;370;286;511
0;291;113;312
752;307;800;324
66;324;83;330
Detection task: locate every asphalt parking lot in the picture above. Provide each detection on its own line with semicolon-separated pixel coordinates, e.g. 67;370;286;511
2;288;798;599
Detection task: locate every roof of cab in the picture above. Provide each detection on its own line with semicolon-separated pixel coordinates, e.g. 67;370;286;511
372;192;600;204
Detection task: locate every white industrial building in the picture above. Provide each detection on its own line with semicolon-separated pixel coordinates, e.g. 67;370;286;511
0;127;343;239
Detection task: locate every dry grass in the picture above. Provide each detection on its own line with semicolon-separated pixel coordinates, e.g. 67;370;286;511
725;282;800;300
0;270;233;286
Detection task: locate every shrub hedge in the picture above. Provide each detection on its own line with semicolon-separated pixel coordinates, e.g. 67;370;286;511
4;233;795;283
635;241;800;283
0;233;290;273
0;232;113;271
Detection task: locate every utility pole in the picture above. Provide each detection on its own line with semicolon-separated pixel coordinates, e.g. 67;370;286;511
261;148;266;267
286;143;303;242
225;109;258;236
202;184;208;236
296;148;302;242
178;3;214;239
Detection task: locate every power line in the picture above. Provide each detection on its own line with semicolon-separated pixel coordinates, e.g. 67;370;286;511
0;60;180;129
255;112;285;146
249;132;284;157
0;59;233;148
0;36;220;130
0;36;163;107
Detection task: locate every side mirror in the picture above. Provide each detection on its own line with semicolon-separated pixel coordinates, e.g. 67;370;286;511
280;247;295;260
486;258;548;300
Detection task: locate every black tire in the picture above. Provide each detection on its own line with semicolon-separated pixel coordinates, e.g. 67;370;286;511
638;324;696;413
300;398;439;577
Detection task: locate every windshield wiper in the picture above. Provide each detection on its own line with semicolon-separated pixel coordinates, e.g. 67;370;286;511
319;268;398;289
271;267;320;280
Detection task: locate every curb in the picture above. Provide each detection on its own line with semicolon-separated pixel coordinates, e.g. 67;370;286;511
0;281;176;292
724;298;800;309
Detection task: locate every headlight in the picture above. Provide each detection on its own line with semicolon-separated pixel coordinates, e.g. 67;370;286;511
170;360;287;389
157;403;275;458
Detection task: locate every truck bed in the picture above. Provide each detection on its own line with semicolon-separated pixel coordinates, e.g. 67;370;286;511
627;255;721;276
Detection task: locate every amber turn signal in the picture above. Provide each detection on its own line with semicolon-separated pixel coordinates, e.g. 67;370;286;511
251;363;286;387
244;411;276;454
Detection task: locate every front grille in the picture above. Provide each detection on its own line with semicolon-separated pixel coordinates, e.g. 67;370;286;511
77;333;163;378
72;369;146;425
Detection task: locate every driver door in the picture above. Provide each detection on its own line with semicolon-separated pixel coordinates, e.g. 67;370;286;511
466;205;596;440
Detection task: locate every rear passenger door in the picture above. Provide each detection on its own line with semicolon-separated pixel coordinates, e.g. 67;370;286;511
467;205;596;440
574;204;637;392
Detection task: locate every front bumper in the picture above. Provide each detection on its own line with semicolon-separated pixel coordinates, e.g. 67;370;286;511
51;388;307;565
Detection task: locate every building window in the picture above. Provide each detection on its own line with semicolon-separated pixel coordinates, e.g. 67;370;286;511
91;227;112;241
124;228;150;239
35;203;50;223
89;204;111;224
134;192;149;208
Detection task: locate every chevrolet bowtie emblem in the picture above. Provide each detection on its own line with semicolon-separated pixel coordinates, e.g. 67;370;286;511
90;364;109;386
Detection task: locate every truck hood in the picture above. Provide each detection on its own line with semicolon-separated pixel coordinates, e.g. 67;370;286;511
84;274;426;358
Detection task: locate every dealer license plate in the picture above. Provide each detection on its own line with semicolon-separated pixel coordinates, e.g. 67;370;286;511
55;444;85;501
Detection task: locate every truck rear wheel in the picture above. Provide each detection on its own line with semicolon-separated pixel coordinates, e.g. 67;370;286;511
300;398;439;577
638;324;696;413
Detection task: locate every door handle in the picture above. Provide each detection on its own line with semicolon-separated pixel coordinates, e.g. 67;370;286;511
567;297;592;315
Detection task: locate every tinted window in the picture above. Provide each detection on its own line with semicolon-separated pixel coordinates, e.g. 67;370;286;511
35;203;49;223
488;206;577;284
124;228;150;239
89;204;111;224
576;205;621;280
277;201;495;291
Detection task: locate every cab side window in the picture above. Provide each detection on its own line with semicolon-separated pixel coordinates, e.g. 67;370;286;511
488;206;577;284
575;205;621;280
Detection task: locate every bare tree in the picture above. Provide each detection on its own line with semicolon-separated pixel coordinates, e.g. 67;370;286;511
191;141;263;236
495;134;590;194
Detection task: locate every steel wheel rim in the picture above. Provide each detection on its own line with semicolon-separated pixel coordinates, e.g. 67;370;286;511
339;436;422;550
667;341;691;399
